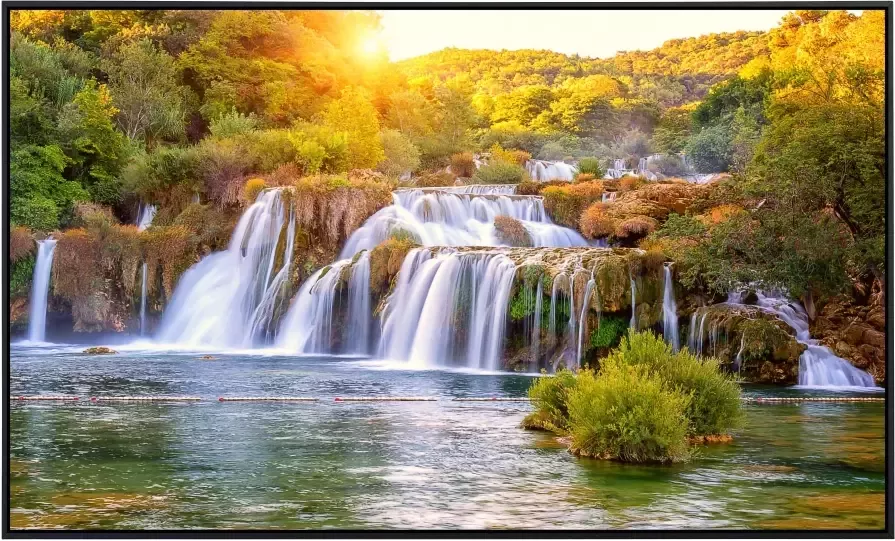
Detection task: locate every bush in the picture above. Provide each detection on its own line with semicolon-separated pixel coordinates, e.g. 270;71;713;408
618;175;645;192
378;129;421;178
472;161;526;185
684;124;731;173
579;203;616;239
615;216;658;240
242;177;267;205
566;365;691;463
577;157;603;177
369;235;416;296
415;171;457;188
574;173;596;183
604;331;742;437
493;215;531;247
10;256;36;297
449;152;476;178
542;181;604;227
522;369;578;433
10;227;35;263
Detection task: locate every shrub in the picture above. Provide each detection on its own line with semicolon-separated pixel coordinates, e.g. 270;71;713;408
369;236;416;296
493;215;531;247
415;171;457;188
653;213;707;239
242;177;267;205
589;315;628;349
292;174;393;244
522;369;578;433
517;179;568;195
574;173;596;183
618;175;644;192
10;227;35;263
566;364;691;463
615;216;658;240
542;181;604;228
173;203;235;250
473;161;526;185
579;203;616;239
10;257;36;297
449;152;476;178
577;157;603;177
378;129;421;178
208;109;258;138
605;331;742;437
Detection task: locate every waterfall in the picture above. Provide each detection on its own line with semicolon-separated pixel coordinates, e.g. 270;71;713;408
276;252;372;355
428;185;517;196
27;239;57;342
156;189;295;348
525;160;577;181
374;249;516;370
136;203;156;335
662;265;680;352
629;276;637;329
530;278;543;371
749;292;877;389
576;276;596;367
340;188;587;257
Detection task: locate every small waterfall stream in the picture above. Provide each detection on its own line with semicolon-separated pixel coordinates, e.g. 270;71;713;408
27;239;57;342
662;265;680;352
525;160;577;181
136;203;156;335
751;292;877;389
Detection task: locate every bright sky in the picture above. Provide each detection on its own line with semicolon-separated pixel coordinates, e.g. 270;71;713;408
379;10;794;61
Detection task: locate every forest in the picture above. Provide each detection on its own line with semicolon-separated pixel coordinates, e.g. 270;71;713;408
8;9;886;381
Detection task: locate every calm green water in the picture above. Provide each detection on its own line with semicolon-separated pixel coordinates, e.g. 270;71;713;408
9;342;885;530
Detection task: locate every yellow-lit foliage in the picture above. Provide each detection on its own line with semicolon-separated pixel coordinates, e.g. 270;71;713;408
618;176;645;192
542;181;604;228
102;225;142;297
242;177;268;205
415;171;457;188
579;203;616;239
616;216;659;240
450;153;476;178
575;173;596;183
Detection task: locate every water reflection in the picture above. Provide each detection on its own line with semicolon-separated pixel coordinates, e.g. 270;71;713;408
9;346;885;530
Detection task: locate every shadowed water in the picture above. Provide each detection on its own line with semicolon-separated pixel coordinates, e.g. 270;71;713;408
9;344;885;530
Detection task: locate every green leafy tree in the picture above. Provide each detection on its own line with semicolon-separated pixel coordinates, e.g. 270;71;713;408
321;87;384;170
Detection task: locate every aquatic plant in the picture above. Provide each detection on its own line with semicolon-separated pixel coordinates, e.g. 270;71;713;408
567;364;692;463
522;369;577;433
605;331;742;437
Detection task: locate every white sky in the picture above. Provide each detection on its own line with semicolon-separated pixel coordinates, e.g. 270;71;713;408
379;10;794;61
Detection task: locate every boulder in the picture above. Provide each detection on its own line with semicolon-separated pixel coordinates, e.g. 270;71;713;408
83;346;117;355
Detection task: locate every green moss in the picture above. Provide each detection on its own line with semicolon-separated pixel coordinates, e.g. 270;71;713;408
589;315;627;349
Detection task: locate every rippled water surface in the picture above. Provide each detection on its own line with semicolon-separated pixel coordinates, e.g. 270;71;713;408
9;342;885;530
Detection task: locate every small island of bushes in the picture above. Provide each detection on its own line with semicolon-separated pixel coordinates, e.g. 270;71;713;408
523;330;742;464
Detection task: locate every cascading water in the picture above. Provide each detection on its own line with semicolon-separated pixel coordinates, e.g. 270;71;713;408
156;189;295;348
662;265;680;352
750;292;877;389
576;274;596;367
430;185;517;196
28;239;57;342
525;160;577;181
340;188;588;256
530;278;543;371
136;203;156;335
374;249;516;370
629;276;637;329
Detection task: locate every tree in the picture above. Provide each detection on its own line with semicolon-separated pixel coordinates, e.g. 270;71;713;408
10;145;87;230
101;38;187;144
376;129;420;178
321;86;384;170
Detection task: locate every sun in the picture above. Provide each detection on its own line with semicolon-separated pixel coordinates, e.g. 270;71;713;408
358;35;386;59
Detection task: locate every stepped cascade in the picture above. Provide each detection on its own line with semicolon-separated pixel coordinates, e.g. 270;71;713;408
525;160;577;181
27;239;57;342
340;187;588;257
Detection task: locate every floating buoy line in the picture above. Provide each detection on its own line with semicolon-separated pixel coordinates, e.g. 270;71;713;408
10;395;885;404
